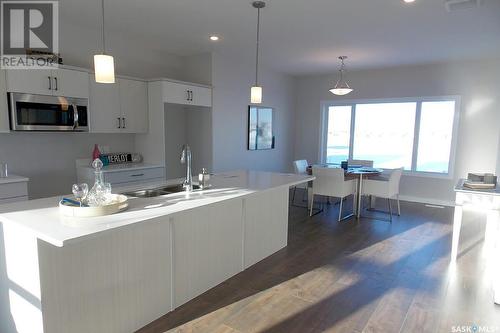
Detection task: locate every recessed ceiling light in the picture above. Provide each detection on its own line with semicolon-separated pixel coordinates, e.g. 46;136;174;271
209;35;220;41
403;0;416;3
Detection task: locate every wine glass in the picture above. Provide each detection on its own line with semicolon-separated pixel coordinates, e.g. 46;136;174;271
103;183;112;204
72;183;89;207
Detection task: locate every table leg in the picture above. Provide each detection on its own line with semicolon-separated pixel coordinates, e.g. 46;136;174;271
357;174;363;219
451;205;463;262
307;185;313;210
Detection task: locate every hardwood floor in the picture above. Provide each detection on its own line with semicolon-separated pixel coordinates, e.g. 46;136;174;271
137;192;500;333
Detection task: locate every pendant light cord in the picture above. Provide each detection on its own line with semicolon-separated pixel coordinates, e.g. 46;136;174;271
255;7;260;86
101;0;106;54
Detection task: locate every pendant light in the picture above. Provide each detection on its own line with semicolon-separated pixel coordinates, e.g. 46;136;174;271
250;1;266;104
94;0;115;83
329;56;353;96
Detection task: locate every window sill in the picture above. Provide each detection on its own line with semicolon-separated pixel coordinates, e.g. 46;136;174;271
401;170;453;180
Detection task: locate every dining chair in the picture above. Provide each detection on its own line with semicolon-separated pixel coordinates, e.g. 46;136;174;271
309;167;357;221
361;167;403;222
292;159;309;204
348;159;374;167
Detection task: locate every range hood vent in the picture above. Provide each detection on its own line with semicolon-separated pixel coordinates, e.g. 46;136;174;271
445;0;483;12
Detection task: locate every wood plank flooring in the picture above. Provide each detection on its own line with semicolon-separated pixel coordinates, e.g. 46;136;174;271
137;192;500;333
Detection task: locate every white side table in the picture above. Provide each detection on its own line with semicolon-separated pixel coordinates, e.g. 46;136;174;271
453;180;500;304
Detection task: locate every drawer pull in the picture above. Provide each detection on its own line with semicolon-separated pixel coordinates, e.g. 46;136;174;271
130;173;145;177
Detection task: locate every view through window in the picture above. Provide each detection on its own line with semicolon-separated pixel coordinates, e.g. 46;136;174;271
323;98;458;175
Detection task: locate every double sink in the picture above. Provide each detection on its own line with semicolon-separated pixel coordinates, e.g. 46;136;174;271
123;184;201;198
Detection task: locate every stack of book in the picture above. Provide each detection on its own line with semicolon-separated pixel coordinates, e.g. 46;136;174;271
463;173;497;190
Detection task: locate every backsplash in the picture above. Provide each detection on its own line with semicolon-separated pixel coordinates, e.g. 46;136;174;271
0;132;135;199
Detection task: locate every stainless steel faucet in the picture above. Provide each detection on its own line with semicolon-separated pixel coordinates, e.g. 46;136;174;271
180;144;193;191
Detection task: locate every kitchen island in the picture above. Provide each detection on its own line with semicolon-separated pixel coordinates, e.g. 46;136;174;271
0;170;313;333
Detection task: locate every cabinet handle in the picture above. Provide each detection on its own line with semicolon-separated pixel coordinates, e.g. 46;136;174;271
190;90;193;101
122;117;126;129
48;76;52;90
186;90;190;101
54;77;58;91
117;117;121;128
130;173;144;177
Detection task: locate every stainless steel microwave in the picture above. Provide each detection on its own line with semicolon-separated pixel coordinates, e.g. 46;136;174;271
8;93;89;132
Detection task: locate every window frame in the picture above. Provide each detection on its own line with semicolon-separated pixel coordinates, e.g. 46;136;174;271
319;96;461;179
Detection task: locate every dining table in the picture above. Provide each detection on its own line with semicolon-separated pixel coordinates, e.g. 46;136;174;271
306;164;383;219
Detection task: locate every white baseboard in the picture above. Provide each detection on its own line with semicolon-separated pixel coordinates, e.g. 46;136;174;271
398;195;454;207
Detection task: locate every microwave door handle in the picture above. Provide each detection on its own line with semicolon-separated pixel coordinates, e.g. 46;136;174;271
72;104;79;129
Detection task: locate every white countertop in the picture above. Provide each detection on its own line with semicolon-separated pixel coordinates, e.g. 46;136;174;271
0;174;29;185
0;170;313;247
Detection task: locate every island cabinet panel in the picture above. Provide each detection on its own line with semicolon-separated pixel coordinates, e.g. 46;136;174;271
36;218;172;333
243;187;289;269
172;198;244;308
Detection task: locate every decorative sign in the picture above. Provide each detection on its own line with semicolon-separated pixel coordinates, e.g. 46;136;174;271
100;153;132;166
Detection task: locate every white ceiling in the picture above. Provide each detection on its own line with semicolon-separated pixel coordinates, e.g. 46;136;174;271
59;0;500;75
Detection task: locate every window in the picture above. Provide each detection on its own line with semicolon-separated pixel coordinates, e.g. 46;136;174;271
416;101;455;173
353;103;416;169
326;106;351;164
321;97;459;176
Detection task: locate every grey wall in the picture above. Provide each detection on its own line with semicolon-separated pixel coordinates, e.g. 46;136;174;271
186;107;212;176
0;133;135;199
59;20;186;80
164;104;212;179
294;58;500;204
164;105;188;179
182;53;212;86
211;51;296;173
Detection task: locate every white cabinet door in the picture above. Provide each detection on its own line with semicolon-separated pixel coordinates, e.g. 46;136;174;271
0;70;9;132
243;187;289;268
190;85;212;107
89;80;121;133
119;78;148;133
5;69;53;95
51;68;89;98
162;81;191;105
172;199;243;308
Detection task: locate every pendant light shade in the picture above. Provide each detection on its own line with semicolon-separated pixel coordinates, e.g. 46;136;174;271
250;86;263;104
94;0;115;83
250;1;265;104
94;54;115;83
330;56;353;96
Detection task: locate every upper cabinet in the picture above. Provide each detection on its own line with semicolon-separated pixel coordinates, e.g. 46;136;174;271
162;80;212;107
119;78;148;133
90;77;148;134
5;67;89;98
0;70;9;133
51;69;90;98
89;79;121;133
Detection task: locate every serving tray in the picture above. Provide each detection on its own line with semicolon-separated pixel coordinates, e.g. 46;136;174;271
59;194;129;218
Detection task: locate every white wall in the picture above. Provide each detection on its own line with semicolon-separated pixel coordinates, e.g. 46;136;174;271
0;133;135;199
211;51;296;173
294;58;500;205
